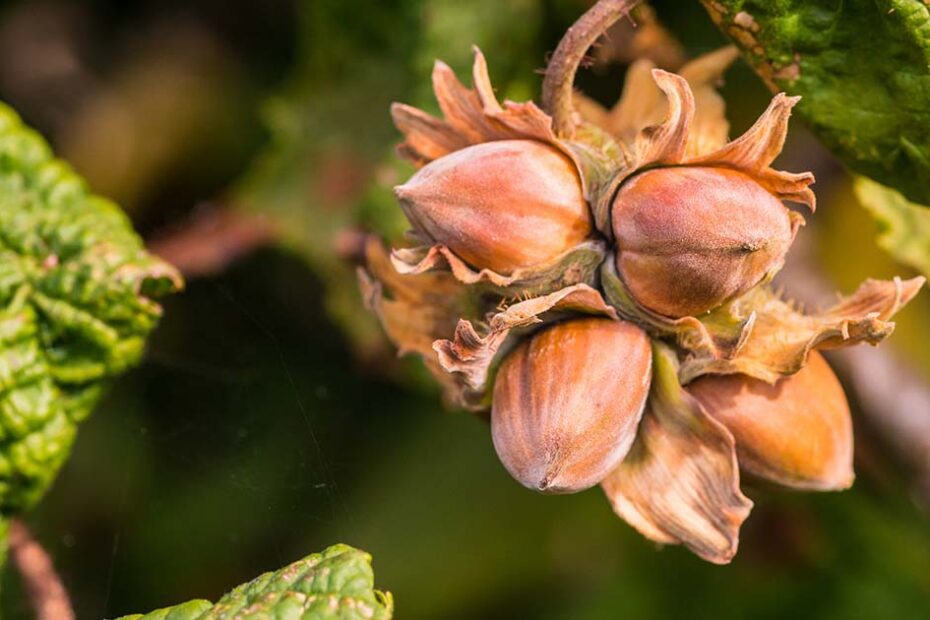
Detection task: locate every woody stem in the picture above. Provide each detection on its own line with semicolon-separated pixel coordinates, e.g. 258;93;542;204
8;518;74;620
542;0;641;137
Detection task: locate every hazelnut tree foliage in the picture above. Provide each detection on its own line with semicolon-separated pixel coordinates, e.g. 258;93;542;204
116;545;392;620
0;104;180;527
0;0;929;614
704;0;930;206
704;0;930;279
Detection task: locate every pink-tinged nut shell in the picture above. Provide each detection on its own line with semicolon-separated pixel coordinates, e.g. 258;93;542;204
688;352;853;490
491;317;652;494
395;140;591;274
612;166;795;317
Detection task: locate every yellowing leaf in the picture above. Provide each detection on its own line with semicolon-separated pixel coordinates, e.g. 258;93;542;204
855;176;930;278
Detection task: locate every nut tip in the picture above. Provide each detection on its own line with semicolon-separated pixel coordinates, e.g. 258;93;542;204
393;183;414;201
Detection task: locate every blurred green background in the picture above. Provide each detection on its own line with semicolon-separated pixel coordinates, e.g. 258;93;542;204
1;0;929;617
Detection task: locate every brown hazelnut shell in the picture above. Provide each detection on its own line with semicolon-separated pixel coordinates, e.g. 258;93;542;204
491;317;652;493
613;166;796;318
396;139;592;275
688;352;853;490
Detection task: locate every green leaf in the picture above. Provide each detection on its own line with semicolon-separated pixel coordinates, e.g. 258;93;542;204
0;102;181;513
116;544;393;620
702;0;930;205
117;600;213;620
854;176;930;277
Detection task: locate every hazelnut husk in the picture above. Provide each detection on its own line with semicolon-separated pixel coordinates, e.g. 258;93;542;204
362;33;925;565
395;139;591;274
491;317;651;493
612;166;797;318
688;352;853;490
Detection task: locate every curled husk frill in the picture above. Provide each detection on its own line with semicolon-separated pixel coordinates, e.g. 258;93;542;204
360;40;924;563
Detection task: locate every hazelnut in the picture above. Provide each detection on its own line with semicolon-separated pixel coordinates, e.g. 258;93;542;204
688;352;853;490
491;317;652;493
395;140;591;274
612;166;795;317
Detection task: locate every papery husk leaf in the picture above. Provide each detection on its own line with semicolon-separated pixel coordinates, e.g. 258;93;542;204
589;59;657;145
678;47;741;157
633;70;694;166
590;47;739;157
392;103;470;165
358;237;482;407
391;239;608;297
601;342;752;564
689;93;816;210
622;67;814;209
679;276;926;384
433;284;617;407
392;48;561;168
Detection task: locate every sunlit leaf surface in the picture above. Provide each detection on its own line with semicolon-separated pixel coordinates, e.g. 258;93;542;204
704;0;930;205
0;103;180;513
117;544;392;620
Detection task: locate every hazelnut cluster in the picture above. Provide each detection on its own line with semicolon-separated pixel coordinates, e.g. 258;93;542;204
360;46;923;563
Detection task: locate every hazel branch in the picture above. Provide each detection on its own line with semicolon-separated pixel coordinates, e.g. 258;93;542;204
8;519;75;620
148;204;276;278
541;0;641;137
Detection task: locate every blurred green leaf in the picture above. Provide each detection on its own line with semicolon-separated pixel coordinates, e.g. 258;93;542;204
117;544;393;620
854;176;930;277
702;0;930;205
0;102;180;514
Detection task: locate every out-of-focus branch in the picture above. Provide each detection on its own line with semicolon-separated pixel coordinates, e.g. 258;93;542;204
8;518;74;620
780;235;930;508
148;203;276;277
834;346;930;503
593;4;684;70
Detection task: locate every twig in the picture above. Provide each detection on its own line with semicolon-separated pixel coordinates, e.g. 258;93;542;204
148;203;276;278
541;0;640;137
8;518;74;620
